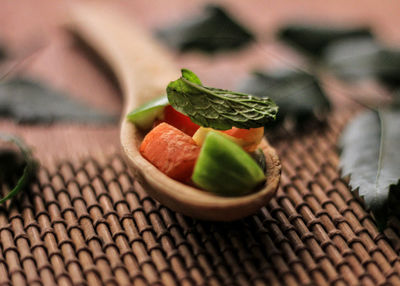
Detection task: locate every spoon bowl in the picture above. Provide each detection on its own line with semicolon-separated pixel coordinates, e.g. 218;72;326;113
67;2;281;221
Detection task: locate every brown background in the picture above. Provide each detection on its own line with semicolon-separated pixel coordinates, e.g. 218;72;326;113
1;0;399;162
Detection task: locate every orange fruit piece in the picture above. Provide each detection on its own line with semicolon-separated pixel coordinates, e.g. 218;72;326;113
140;122;200;182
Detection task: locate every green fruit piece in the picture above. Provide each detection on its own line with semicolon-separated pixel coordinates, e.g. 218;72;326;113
192;131;265;196
126;95;169;129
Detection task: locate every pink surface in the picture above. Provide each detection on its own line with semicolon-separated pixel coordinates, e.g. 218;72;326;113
0;0;399;162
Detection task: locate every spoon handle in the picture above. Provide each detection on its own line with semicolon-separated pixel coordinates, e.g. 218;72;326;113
67;2;179;114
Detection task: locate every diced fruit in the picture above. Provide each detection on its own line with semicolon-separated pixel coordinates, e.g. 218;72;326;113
193;127;264;152
140;122;200;182
193;127;227;145
164;105;200;136
127;95;169;130
192;131;265;196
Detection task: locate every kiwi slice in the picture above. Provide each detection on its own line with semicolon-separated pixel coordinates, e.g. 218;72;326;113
192;131;265;196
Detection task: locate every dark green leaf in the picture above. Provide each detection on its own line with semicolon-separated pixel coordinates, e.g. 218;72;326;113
167;69;277;130
324;38;400;87
237;69;330;127
0;47;5;61
0;40;6;61
278;24;372;57
323;38;381;81
375;49;400;87
0;78;117;124
339;109;400;230
0;149;25;181
0;133;37;204
156;5;254;53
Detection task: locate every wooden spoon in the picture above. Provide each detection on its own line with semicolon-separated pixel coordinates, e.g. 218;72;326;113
67;2;281;221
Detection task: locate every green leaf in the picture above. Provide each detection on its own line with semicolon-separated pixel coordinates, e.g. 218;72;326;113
374;49;400;88
324;38;400;87
0;46;5;62
278;24;372;57
0;133;37;204
156;5;254;53
181;68;202;85
323;38;381;81
0;39;6;62
0;78;117;124
339;109;400;230
237;69;330;127
167;69;278;130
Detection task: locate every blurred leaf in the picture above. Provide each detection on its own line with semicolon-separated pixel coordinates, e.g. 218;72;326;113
0;47;5;61
237;69;330;128
339;109;400;230
324;38;400;88
375;49;400;88
0;133;37;204
0;149;24;180
324;38;380;80
156;5;254;53
0;78;117;124
0;40;6;61
278;24;372;57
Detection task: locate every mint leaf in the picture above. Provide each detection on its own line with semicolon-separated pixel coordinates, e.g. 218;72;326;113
0;133;37;204
167;69;278;130
181;68;202;85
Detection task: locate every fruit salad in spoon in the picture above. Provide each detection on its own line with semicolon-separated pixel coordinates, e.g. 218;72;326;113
67;2;281;220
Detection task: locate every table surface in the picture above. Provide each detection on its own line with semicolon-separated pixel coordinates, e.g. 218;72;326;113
1;1;400;285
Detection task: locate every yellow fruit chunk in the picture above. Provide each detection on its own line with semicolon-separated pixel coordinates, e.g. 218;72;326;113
193;127;264;152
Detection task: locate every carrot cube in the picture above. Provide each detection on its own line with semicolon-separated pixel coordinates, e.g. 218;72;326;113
140;122;200;182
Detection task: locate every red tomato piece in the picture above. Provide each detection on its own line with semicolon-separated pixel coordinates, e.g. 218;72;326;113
163;105;200;136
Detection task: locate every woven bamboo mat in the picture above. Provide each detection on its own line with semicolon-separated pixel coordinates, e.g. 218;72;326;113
2;110;400;286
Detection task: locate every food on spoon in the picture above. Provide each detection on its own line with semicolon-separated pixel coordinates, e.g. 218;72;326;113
127;95;200;135
127;95;169;130
164;105;200;136
192;131;265;196
139;122;200;182
128;69;278;196
193;126;264;152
